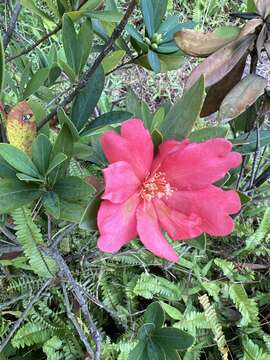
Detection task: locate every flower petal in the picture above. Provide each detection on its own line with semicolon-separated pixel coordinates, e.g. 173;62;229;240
153;199;202;240
101;119;153;180
97;194;140;253
136;201;178;262
151;139;189;173
102;161;141;203
161;139;242;190
165;185;241;236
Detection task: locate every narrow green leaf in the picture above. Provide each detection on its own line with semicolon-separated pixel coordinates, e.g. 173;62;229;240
144;302;165;329
153;328;194;350
0;33;4;97
23;67;50;99
16;173;44;183
46;153;68;176
71;65;104;131
63;14;78;74
32;134;52;175
88;10;122;22
79;191;102;231
147;50;161;73
78;19;93;74
83;111;132;133
161;75;205;140
141;0;155;37
102;50;125;74
54;176;94;202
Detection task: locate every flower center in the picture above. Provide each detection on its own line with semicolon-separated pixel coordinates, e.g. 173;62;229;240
141;172;173;201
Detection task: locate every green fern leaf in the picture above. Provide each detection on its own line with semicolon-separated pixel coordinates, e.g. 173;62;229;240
12;207;58;278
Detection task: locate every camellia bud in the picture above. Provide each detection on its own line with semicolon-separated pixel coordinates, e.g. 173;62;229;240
6;102;36;155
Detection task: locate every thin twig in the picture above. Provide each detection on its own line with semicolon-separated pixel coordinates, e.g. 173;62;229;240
0;279;52;353
37;0;137;131
7;23;62;62
3;1;22;49
61;281;95;359
42;246;102;360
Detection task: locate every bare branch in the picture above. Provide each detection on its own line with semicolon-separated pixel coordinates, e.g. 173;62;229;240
3;1;22;49
37;0;137;131
61;281;95;359
0;279;52;353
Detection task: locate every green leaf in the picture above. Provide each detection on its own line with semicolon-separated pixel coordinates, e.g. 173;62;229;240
46;153;68;176
79;191;102;231
21;0;56;24
147;50;161;73
59;199;86;222
78;19;93;74
161;75;205;140
102;50;126;74
0;34;4;97
0;179;42;213
147;340;166;360
232;130;270;154
42;191;60;219
189;127;228;142
57;108;80;140
54;176;94;202
0;144;40;178
63;14;78;74
83;111;132;133
23;67;50;99
144;302;165;329
138;323;156;340
88;10;122;22
71;65;105;131
153;0;168;31
48;124;74;184
16;173;44;183
246;0;257;12
153;328;194;350
126;24;148;52
32;134;52;175
0;157;17;179
128;341;148;360
160;302;183;321
141;0;155;37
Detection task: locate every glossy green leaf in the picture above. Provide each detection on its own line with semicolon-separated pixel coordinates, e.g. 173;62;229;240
141;0;155;37
232;130;270;154
54;176;94;202
63;15;78;73
0;179;42;214
144;302;165;329
88;10;122;22
46;153;68;176
78;19;93;74
32;134;52;175
147;340;166;360
153;328;194;350
21;0;56;23
102;50;125;74
42;191;60;219
128;341;148;360
0;34;4;97
0;157;17;179
153;0;168;31
16;173;44;183
57;108;80;140
160;302;183;321
23;67;50;99
79;191;102;231
0;144;40;178
161;75;205;140
71;65;105;131
147;50;161;73
138;324;156;341
189;127;228;142
83;111;132;133
59;199;86;223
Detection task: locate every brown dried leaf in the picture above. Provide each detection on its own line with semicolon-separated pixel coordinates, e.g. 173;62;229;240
200;56;247;117
255;0;270;18
256;24;267;62
174;29;239;58
265;37;270;60
185;35;255;90
219;74;267;122
238;18;263;38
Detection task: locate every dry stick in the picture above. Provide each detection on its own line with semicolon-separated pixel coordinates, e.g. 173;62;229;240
43;246;102;360
7;23;62;62
0;278;52;354
3;1;22;49
37;0;137;131
61;281;95;359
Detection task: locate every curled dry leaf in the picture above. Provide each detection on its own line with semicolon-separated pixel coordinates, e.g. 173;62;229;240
255;0;270;18
200;56;247;117
238;18;263;38
174;28;240;58
185;34;256;90
219;74;267;123
256;24;267;62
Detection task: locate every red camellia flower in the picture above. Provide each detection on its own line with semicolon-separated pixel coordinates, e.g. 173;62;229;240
97;119;242;262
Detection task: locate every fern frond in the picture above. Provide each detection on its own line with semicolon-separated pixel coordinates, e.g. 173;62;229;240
199;294;229;360
229;284;259;328
242;336;270;360
11;322;54;348
12;207;58;278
